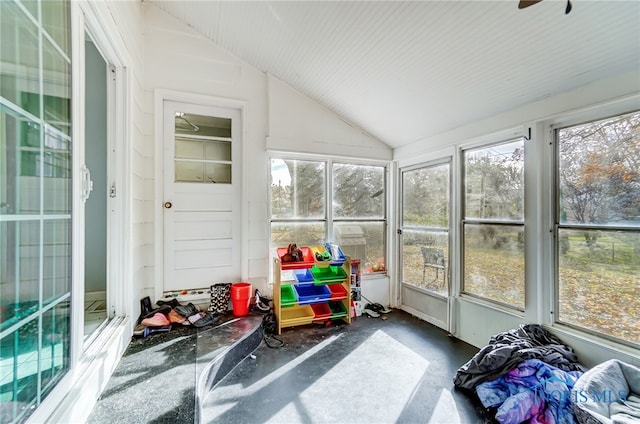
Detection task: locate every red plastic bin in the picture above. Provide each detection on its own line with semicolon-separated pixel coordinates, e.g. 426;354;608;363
327;284;348;299
277;246;314;270
311;303;331;321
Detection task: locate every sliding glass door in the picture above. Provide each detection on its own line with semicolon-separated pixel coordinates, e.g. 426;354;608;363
0;1;72;422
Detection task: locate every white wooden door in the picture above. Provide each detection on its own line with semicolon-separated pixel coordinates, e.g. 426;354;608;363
163;101;241;292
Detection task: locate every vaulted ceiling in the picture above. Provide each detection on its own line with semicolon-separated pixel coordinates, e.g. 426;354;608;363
147;0;640;148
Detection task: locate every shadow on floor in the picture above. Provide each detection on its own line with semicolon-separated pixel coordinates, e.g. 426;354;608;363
201;310;492;424
88;310;492;424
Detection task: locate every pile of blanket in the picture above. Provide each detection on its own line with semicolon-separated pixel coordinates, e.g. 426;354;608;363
454;324;588;424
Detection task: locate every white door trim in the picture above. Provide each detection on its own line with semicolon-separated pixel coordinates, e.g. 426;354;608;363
154;89;248;302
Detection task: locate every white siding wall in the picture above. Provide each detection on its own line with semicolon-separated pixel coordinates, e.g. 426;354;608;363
143;5;390;297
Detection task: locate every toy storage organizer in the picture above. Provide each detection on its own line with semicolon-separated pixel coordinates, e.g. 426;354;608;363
273;245;351;335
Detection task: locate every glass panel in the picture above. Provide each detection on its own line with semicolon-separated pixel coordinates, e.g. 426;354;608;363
205;140;231;161
401;229;448;296
43;128;71;214
0;318;40;423
43;220;71;305
335;221;386;274
175;138;204;160
1;221;41;330
21;1;38;19
40;301;70;397
464;139;524;220
463;224;525;308
0;2;41;116
174;137;231;162
174;112;231;138
558;111;640;227
558;230;639;344
175;160;204;182
42;0;70;56
402;164;449;228
271;222;326;249
333;164;384;219
1;107;42;215
42;36;71;136
205;163;231;184
270;159;325;219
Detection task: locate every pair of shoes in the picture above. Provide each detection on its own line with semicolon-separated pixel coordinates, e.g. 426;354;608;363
192;312;220;328
175;303;199;318
141;312;170;327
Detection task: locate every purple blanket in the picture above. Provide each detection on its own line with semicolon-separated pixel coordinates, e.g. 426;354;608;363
476;359;584;424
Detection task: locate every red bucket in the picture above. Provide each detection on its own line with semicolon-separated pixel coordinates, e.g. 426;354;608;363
230;282;252;316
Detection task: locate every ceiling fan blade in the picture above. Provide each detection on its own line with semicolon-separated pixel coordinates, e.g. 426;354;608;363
518;0;544;9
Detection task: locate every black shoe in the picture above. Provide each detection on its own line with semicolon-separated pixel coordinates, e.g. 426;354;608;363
156;298;180;308
175;302;199;318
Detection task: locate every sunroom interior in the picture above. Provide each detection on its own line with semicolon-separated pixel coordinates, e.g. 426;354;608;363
0;0;639;423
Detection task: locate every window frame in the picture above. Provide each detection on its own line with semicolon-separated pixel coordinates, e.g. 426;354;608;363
460;137;526;311
268;152;389;277
552;109;640;348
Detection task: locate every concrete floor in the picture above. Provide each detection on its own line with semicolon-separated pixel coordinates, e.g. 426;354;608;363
88;309;490;424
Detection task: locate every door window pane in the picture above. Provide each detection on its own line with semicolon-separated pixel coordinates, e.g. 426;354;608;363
173;113;232;183
42;37;71;136
42;0;70;56
401;229;448;296
401;163;450;296
0;2;41;116
402;164;449;227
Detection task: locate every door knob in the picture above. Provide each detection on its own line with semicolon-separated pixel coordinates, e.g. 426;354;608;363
164;201;172;209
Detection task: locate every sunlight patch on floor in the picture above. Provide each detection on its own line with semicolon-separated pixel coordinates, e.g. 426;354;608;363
429;388;461;424
270;329;430;423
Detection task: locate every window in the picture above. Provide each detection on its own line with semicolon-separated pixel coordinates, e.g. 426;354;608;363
556;111;640;346
462;139;525;309
270;158;387;274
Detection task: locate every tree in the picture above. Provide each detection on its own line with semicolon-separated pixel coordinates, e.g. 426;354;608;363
559;112;640;239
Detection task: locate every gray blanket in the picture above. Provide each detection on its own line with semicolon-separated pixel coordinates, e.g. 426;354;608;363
454;324;586;390
573;359;640;424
